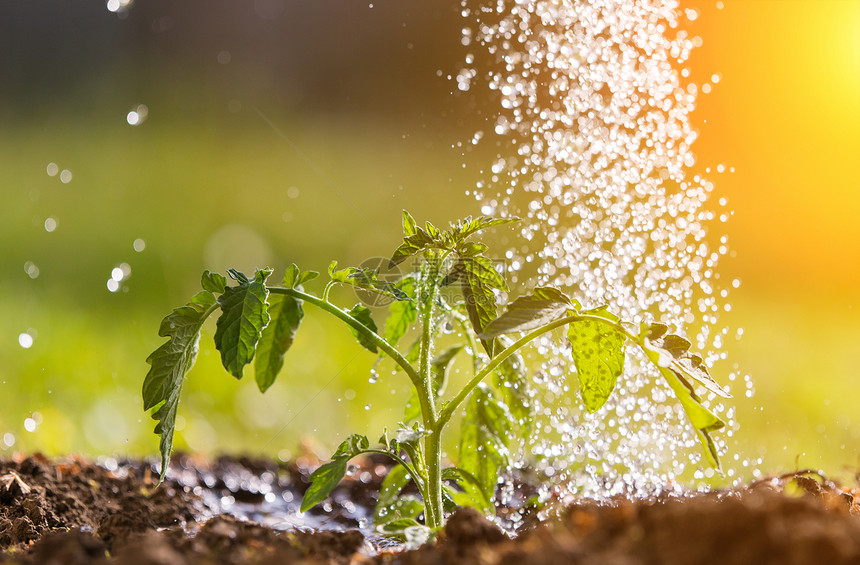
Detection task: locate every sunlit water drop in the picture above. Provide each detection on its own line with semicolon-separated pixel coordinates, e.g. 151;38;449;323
126;104;149;126
18;332;35;349
460;1;748;497
107;262;132;293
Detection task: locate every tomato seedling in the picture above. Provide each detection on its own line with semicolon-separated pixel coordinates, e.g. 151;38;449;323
143;211;730;534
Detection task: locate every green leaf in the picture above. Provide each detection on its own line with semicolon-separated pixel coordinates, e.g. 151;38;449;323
333;433;371;458
493;346;531;424
661;334;692;357
459;384;510;505
388;228;439;268
481;287;577;338
201;270;226;294
442;467;494;514
283;264;318;289
662;367;724;469
214;268;272;378
300;458;349;513
375;463;413;516
458;255;508;356
639;338;726;469
143;291;217;483
384;277;418;348
424;220;441;238
374;464;423;527
458;241;489;256
254;293;303;392
567;306;627;412
640;329;731;399
301;434;370;513
328;262;410;301
347;304;379;353
451;216;520;240
402;209;417;237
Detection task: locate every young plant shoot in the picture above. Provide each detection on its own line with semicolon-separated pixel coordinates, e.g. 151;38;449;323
143;211;731;534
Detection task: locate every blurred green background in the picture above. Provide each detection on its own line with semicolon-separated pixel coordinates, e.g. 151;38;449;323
1;1;858;485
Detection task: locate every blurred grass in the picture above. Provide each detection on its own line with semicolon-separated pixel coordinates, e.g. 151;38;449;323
1;109;858;486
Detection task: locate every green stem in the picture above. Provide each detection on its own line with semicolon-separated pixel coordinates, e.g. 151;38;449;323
363;449;428;500
268;287;423;393
416;254;448;528
436;313;632;430
452;310;481;375
424;428;444;529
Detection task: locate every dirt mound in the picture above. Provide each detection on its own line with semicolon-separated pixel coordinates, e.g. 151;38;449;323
1;455;857;564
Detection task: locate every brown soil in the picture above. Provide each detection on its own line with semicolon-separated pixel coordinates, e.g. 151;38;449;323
1;454;858;564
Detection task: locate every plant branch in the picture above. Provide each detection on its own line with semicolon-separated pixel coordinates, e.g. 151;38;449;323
436;313;635;430
363;449;427;496
268;287;423;393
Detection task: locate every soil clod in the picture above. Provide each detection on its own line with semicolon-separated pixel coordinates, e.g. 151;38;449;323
1;455;858;564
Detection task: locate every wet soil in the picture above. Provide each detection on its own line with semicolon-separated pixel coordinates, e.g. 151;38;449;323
1;453;858;564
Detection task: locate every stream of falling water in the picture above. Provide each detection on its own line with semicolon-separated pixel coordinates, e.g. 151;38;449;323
458;1;754;500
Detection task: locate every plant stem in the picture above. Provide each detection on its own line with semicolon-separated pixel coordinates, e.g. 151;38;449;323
436;313;633;430
363;449;428;500
417;255;445;527
423;428;444;529
268;287;424;393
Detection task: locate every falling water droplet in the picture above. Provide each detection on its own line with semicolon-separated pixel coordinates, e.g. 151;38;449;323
126;104;149;126
18;333;34;349
462;1;743;494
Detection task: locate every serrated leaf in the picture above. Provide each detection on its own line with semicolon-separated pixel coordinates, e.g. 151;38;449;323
451;216;520;240
425;221;440;238
384;277;418;348
673;356;732;399
254;293;303;392
459;384;510;504
201;270;226;294
442;467;494;514
347;304;378;353
283;264;300;288
640;335;731;399
329;262;410;301
143;293;217;483
402;210;417;237
458;241;489;256
481;287;576;338
297;270;319;286
662;367;725;469
300;458;349;512
214;268;272;378
301;434;370;513
458;255;508;356
190;291;216;308
333;433;370;458
639;339;726;469
389;228;439;268
493;347;531;423
645;322;669;340
567;307;627;412
374;464;423;527
284;264;320;288
226;268;250;285
661;334;692;357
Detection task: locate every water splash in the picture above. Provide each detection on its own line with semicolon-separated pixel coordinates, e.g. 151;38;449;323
459;1;748;496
